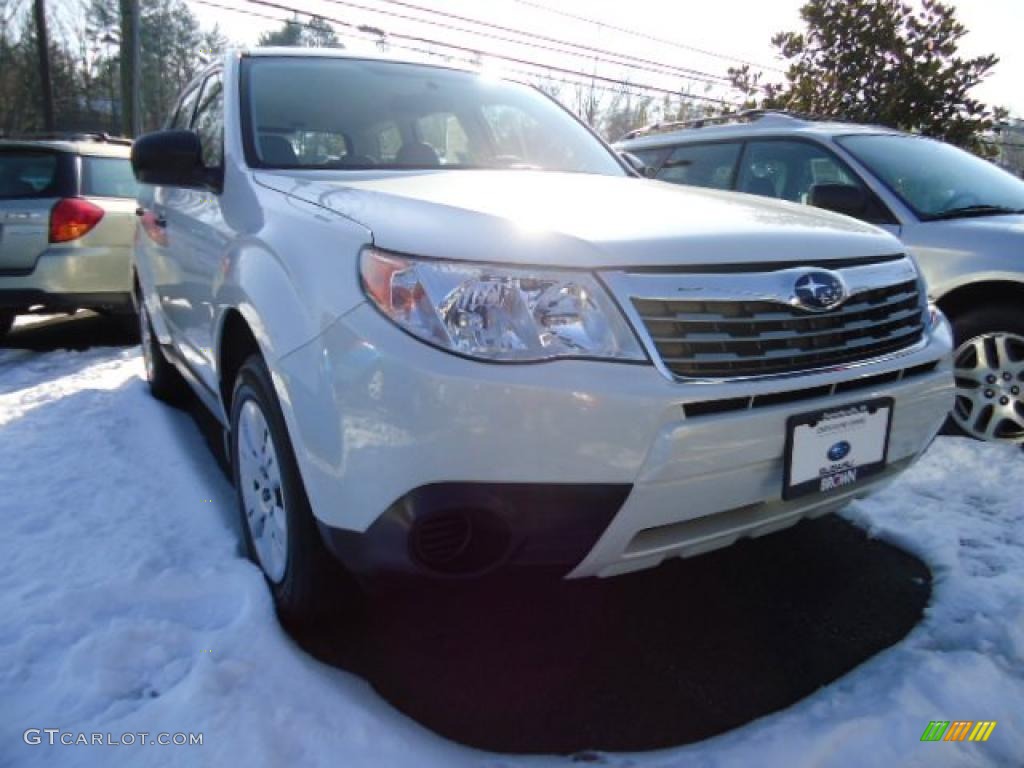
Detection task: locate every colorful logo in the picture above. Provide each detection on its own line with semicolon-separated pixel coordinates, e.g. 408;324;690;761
920;721;997;742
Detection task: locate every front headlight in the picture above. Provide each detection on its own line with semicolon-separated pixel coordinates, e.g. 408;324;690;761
360;247;645;362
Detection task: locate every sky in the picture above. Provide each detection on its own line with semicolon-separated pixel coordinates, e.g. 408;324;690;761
182;0;1024;117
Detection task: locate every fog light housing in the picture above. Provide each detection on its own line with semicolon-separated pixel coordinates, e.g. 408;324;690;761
410;508;512;575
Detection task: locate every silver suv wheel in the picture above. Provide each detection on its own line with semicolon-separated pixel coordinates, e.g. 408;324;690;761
237;398;289;583
952;332;1024;443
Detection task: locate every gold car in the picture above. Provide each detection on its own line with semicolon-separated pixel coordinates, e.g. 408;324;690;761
0;134;138;338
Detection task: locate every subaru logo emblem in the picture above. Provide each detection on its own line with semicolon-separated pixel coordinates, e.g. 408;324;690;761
793;270;847;312
827;441;852;462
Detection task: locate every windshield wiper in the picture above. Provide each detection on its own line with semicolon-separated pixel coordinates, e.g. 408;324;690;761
928;204;1024;221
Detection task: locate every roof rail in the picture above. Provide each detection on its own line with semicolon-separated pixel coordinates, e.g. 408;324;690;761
621;109;828;141
3;131;133;146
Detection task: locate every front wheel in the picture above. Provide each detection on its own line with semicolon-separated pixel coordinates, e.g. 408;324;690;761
230;354;360;626
949;305;1024;443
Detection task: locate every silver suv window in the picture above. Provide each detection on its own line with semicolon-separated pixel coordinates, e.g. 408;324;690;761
736;140;859;202
169;83;203;131
193;72;224;169
836;133;1024;220
656;143;740;189
0;150;67;199
242;57;625;175
81;156;138;199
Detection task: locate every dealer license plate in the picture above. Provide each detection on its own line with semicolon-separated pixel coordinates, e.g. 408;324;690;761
783;398;893;500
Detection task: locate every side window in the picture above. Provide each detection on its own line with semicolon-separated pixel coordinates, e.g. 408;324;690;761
737;140;893;223
737;140;858;202
192;73;224;168
0;151;59;198
627;147;671;172
656;143;741;190
169;85;201;130
81;156;139;198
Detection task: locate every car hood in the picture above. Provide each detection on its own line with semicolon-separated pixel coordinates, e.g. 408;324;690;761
255;169;902;268
930;213;1024;235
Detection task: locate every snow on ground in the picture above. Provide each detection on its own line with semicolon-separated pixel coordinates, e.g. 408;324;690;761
0;346;1021;767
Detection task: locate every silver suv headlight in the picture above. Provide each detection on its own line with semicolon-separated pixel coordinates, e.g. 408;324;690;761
360;247;645;362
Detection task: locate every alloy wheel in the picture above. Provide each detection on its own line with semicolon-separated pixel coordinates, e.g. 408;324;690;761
952;332;1024;443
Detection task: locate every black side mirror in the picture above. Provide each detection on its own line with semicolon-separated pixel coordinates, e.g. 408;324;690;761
808;183;868;218
619;151;657;179
132;130;213;189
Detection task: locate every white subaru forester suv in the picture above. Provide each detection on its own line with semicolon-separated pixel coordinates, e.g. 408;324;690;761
132;49;954;623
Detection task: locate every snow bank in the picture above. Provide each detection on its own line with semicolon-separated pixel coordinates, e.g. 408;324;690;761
1;347;1020;767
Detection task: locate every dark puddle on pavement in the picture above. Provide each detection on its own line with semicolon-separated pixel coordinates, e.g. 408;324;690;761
293;515;931;755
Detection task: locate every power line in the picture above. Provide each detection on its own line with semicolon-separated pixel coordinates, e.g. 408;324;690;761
506;0;787;75
325;0;745;89
233;0;742;106
188;0;341;35
189;0;735;110
188;0;381;46
187;0;1024;146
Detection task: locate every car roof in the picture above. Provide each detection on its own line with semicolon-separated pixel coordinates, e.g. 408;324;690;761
237;46;483;77
0;136;132;157
615;111;906;151
244;46;391;59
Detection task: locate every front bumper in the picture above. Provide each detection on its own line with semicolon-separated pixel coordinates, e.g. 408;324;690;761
0;245;133;312
279;302;954;580
318;483;631;580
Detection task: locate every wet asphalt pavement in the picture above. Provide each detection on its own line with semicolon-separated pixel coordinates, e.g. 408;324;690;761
298;520;930;754
5;312;934;755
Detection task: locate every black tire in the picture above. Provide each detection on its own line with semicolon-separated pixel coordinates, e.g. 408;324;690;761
115;311;140;343
230;354;361;626
0;310;14;340
944;303;1024;440
139;303;186;402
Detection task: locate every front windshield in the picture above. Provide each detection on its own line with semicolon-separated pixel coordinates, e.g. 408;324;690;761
243;57;626;176
836;134;1024;220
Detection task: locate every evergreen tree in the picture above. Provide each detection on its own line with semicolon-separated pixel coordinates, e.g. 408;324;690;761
258;14;341;48
730;0;1006;154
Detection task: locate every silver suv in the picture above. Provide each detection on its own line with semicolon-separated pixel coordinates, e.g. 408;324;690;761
132;51;952;622
618;111;1024;443
0;134;139;338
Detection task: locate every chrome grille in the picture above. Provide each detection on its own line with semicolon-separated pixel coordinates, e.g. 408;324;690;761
626;268;926;379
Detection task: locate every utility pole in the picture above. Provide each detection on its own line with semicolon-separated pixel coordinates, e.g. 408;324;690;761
32;0;55;132
118;0;141;136
131;0;140;136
